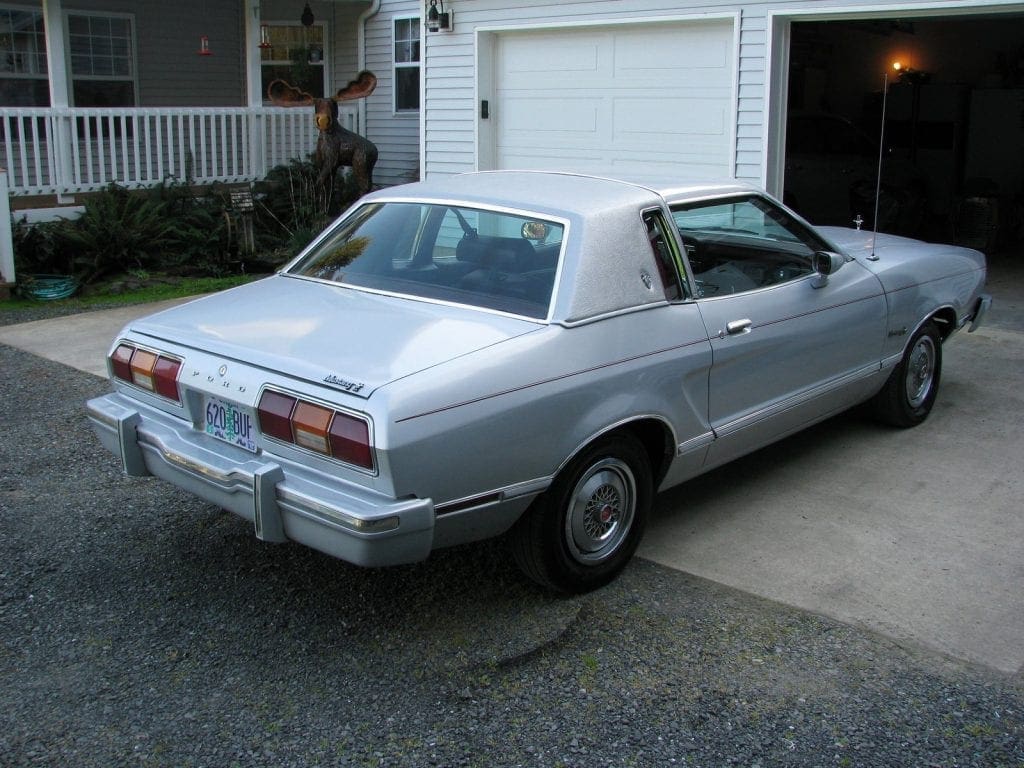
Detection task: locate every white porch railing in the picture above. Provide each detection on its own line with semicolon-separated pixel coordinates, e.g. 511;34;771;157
0;105;359;197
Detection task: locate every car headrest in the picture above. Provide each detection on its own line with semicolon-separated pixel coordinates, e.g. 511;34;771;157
456;235;535;272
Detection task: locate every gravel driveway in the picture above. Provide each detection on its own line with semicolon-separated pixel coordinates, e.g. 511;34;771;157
1;342;1021;767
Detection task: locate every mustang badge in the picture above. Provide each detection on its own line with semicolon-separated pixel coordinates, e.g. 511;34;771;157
323;374;365;393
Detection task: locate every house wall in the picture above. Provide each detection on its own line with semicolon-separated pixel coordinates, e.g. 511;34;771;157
365;0;421;187
60;0;243;106
414;0;1024;188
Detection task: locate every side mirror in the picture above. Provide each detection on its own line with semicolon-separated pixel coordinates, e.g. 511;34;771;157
810;250;845;288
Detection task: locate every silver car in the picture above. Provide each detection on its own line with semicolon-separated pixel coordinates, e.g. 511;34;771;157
87;171;991;592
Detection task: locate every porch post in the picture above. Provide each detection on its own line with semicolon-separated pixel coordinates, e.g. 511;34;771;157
0;168;14;287
42;0;74;201
245;0;267;180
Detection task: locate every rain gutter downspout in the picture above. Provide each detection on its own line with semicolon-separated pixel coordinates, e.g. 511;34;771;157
357;0;382;137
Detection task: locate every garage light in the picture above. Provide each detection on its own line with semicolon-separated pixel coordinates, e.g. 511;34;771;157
426;0;452;32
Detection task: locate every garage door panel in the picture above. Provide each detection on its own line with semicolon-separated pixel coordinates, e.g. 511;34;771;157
613;28;731;73
492;21;736;177
503;96;601;136
614;97;728;139
499;34;607;85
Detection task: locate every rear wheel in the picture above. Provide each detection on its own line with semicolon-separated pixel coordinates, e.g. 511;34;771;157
512;433;652;593
869;321;942;427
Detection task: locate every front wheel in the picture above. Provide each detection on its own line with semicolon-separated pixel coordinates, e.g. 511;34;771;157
511;433;652;593
869;321;943;427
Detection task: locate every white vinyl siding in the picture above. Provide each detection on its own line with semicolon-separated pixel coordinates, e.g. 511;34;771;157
364;3;422;187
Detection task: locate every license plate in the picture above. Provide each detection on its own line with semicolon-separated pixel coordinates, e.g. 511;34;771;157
204;395;257;453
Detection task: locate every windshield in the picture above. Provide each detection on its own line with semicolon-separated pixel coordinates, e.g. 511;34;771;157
287;202;565;320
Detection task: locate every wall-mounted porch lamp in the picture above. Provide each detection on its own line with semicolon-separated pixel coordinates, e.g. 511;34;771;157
301;3;315;27
197;35;212;55
426;0;453;32
259;24;272;50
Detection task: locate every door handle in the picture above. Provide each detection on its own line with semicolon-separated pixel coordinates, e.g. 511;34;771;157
725;318;752;336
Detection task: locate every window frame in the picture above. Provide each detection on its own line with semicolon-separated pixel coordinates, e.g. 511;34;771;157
670;194;830;299
259;20;329;104
642;208;690;302
392;15;420;114
0;5;48;106
65;9;138;107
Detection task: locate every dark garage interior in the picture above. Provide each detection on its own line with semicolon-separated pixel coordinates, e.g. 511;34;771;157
786;13;1024;254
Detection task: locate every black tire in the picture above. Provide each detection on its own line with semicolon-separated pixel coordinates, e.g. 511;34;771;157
511;433;652;593
869;321;943;427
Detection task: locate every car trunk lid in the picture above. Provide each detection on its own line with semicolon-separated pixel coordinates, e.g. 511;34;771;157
126;275;541;399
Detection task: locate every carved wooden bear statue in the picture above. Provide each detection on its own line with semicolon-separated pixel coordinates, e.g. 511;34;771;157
267;71;379;195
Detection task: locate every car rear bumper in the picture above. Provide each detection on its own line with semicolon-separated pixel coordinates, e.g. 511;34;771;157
86;393;435;567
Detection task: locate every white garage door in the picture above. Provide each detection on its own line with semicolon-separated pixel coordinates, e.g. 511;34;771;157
489;20;736;179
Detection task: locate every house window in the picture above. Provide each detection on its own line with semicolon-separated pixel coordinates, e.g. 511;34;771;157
0;7;49;106
393;17;419;112
68;13;136;106
260;23;327;101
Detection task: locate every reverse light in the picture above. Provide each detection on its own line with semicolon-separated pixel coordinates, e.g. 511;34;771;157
257;389;374;471
292;401;333;453
110;343;182;403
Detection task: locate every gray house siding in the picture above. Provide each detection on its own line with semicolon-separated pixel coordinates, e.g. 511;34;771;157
48;0;245;107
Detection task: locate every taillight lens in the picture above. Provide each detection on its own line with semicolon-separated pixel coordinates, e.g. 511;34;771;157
257;389;373;471
111;344;133;381
110;343;182;404
329;412;372;468
257;390;297;442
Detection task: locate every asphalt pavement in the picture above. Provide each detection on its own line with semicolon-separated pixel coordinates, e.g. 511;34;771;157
1;256;1022;678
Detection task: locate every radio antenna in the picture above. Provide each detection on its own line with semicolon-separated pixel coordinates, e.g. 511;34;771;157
868;72;889;261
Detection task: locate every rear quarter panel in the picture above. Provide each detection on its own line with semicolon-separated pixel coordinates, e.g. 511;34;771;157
372;304;714;507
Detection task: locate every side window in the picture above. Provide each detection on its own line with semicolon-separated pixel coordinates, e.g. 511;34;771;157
393;17;420;112
643;211;687;302
671;196;828;297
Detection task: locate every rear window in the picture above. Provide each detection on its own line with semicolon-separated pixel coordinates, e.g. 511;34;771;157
287;202;565;320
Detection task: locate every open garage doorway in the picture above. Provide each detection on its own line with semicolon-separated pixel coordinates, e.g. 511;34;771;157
784;12;1024;252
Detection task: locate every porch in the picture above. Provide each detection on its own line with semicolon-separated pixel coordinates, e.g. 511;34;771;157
0;103;356;288
0;104;357;197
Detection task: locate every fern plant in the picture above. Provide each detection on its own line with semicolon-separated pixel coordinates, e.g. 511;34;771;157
60;184;185;284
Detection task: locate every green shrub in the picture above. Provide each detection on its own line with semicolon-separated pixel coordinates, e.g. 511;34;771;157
11;218;72;276
57;183;185;284
253;159;362;259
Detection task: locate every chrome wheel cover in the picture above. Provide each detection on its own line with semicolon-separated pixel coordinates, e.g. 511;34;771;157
564;458;636;564
905;335;936;409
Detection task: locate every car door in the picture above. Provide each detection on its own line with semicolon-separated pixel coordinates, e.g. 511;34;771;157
668;194;887;468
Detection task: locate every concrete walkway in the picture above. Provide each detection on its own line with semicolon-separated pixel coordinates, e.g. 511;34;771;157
0;297;196;377
1;279;1022;676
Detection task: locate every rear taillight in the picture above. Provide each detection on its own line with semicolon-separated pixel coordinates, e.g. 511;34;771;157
257;389;373;471
110;343;182;404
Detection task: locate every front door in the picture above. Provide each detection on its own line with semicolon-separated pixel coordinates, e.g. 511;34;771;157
667;194;887;467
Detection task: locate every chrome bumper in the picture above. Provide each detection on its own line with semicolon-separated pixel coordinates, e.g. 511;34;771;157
85;393;435;567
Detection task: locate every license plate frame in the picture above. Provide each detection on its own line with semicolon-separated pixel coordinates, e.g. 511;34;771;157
203;395;258;454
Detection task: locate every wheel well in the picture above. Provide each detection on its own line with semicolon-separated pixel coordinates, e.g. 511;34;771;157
927;307;958;341
614;419;675;487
